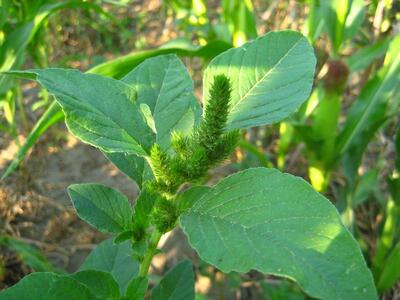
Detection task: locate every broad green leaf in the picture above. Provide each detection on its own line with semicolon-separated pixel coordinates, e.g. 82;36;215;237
0;235;53;272
151;260;195;300
1;38;230;180
177;186;211;213
180;168;377;300
80;238;139;294
105;54;202;187
125;276;148;300
26;68;155;155
0;272;95;300
103;152;153;189
68;184;133;233
337;34;400;181
203;30;316;130
122;54;201;150
70;270;120;300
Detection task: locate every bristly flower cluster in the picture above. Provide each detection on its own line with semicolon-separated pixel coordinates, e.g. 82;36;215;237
149;74;239;196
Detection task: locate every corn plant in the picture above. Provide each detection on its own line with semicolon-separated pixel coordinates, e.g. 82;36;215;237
0;0;110;136
278;1;400;196
0;30;379;300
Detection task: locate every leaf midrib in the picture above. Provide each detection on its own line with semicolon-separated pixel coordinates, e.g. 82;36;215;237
187;210;338;299
228;37;304;115
45;80;147;155
71;188;125;232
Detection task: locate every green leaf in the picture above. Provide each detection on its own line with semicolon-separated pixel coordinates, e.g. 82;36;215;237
303;0;324;43
346;38;391;72
1;38;231;180
177;186;211;213
68;184;133;233
0;1;111;94
395;126;400;172
151;260;195;300
343;0;366;41
352;169;382;207
0;235;53;272
337;34;400;181
80;238;139;294
1;101;64;180
122;54;201;150
114;231;134;244
222;0;257;46
377;241;400;292
28;68;155;155
88;39;231;79
203;30;316;130
103;152;153;189
133;187;157;230
125;276;148;300
70;270;120;300
320;0;352;53
180;168;377;300
261;280;306;300
0;272;96;300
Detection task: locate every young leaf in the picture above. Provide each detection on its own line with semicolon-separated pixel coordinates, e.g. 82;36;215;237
203;30;316;130
125;276;148;300
0;272;96;300
151;260;195;300
68;184;133;234
80;238;139;294
122;54;202;150
22;68;156;156
70;270;120;300
180;168;377;300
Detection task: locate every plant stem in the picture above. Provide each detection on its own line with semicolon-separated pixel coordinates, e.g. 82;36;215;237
139;230;162;277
